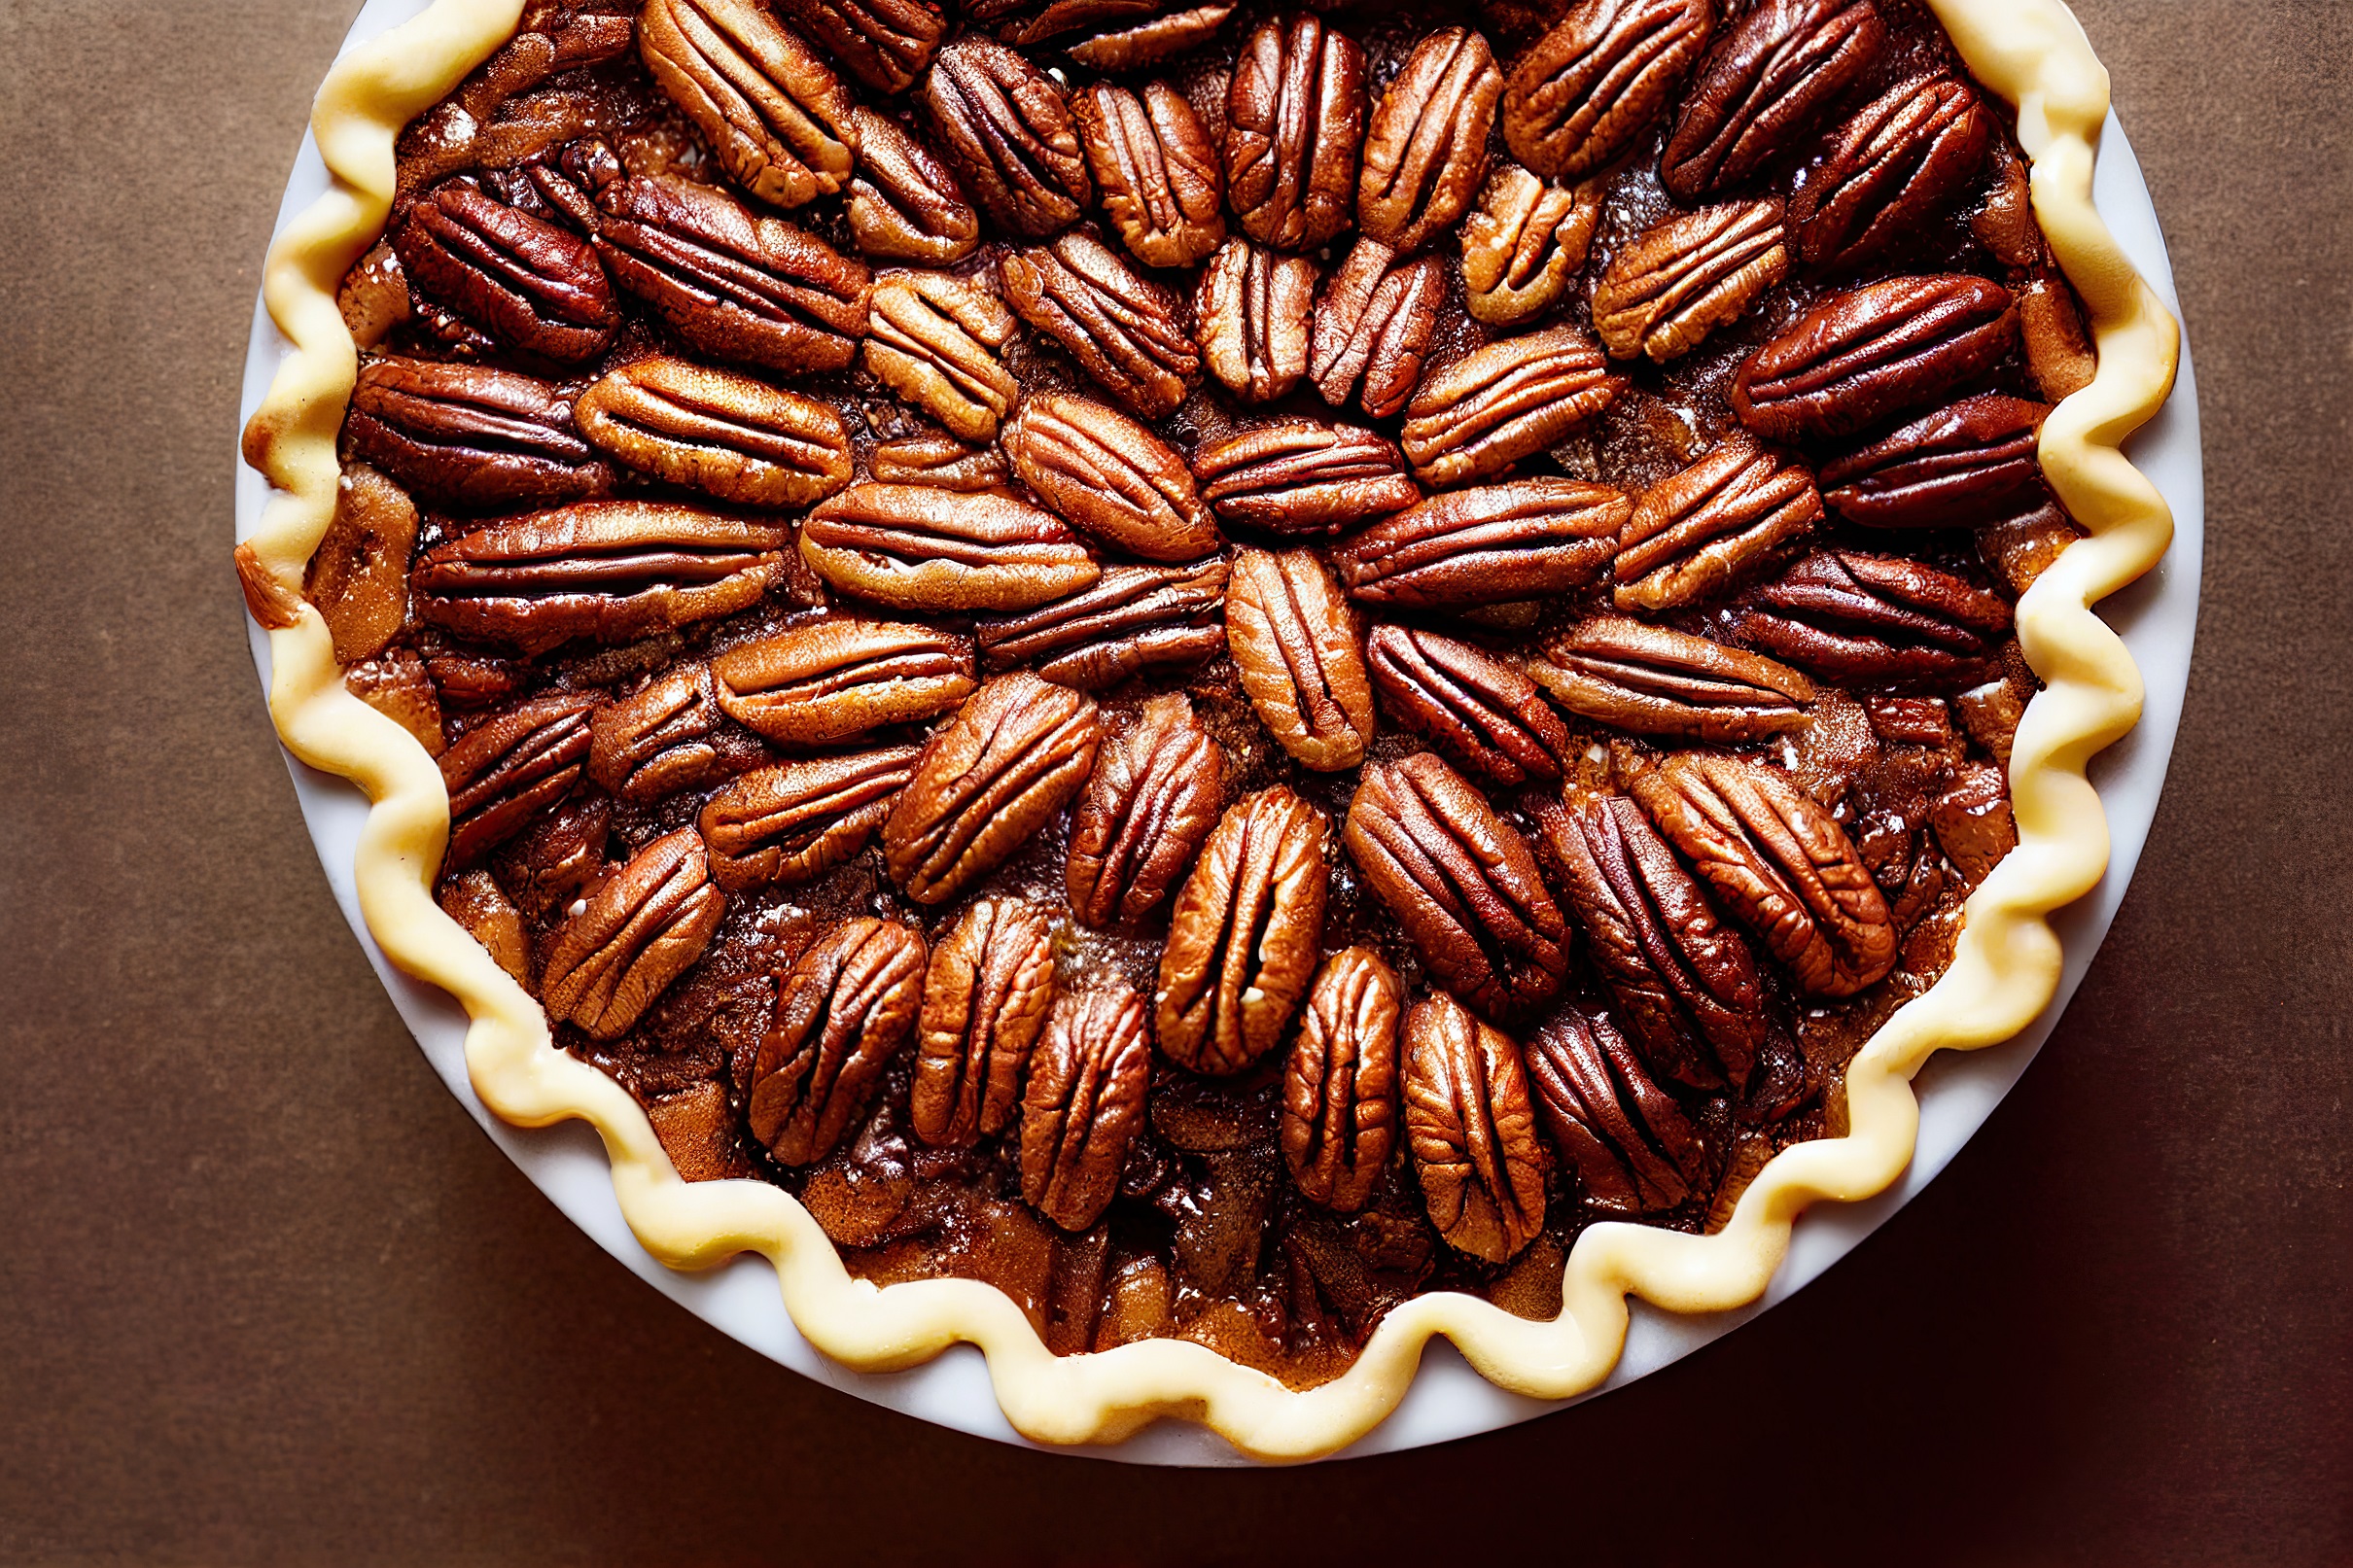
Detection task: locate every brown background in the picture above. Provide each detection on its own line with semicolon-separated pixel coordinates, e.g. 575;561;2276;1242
3;1;2348;1563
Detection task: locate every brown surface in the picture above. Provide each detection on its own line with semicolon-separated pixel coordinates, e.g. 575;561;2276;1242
1;1;2346;1562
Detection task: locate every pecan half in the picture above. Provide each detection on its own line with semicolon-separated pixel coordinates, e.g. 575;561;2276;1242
1309;239;1445;420
870;431;1012;492
1001;229;1201;418
1346;751;1568;1021
1631;751;1896;996
1193;419;1421;535
1591;197;1788;363
1065;692;1225;926
710;617;976;746
1067;2;1235;72
1528;615;1814;741
305;464;420;665
1660;0;1886;201
971;0;1161;49
439;691;599;866
1500;0;1713;181
575;356;851;507
1156;785;1329;1075
344;357;611;507
1335;477;1625;610
772;0;946;95
1224;14;1366;252
1402;993;1548;1262
862;268;1021;440
1002;393;1221;562
1366;626;1573;786
1819;394;2051;530
798;483;1101;612
844;107;980;265
1357;27;1501;253
638;0;857;209
1073;81;1226;269
920;36;1092;237
544;828;726;1039
1729;549;2013;687
1525;1007;1706;1215
914;898;1058;1147
588;661;757;802
1194;236;1316;405
1460;163;1601;328
1021;984;1153;1230
1792;74;1990;270
1400;326;1621;488
1282;947;1402;1214
748;918;928;1164
977;557;1228;690
394;180;617;364
699;746;922;891
346;649;445;755
1929;761;2018;885
1612;434;1820;611
411;503;790;652
1225;547;1377;771
884;673;1103;903
1730;273;2019;442
438;868;533;991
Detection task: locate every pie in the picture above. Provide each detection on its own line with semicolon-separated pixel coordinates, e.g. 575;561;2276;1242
237;0;2180;1456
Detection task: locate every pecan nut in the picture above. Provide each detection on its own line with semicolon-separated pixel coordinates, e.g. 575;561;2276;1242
862;268;1021;440
1591;197;1788;363
970;0;1161;49
1399;326;1622;488
1335;477;1626;610
748;918;928;1164
1660;0;1886;201
1225;547;1377;772
1730;272;2019;442
1818;393;2051;530
1346;751;1568;1021
710;617;976;746
1021;984;1153;1230
1001;229;1201;418
1281;947;1402;1214
1500;0;1714;180
1002;393;1221;562
589;661;761;802
870;431;1012;492
920;36;1092;238
844;107;980;265
1224;14;1366;252
698;746;922;892
1929;761;2018;885
772;0;946;95
638;0;857;209
1308;239;1445;420
305;464;420;665
1065;692;1225;927
1528;615;1815;741
1193;419;1421;536
394;180;617;364
1357;27;1501;253
1402;993;1548;1263
1612;433;1821;611
1631;750;1896;996
1366;626;1573;786
977;557;1228;690
913;897;1059;1146
344;357;612;507
1729;549;2014;688
575;356;851;508
1460;163;1601;327
1155;785;1330;1075
798;484;1101;612
1526;1008;1707;1215
1194;236;1316;404
1067;2;1236;72
544;828;726;1039
1791;74;1991;270
439;691;600;866
884;673;1104;904
1074;80;1227;269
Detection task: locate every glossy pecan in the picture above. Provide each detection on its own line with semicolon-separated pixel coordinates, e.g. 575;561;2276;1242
494;792;609;923
1460;163;1601;327
1156;785;1329;1075
884;672;1103;904
1346;751;1568;1021
439;691;599;866
1192;419;1421;536
914;898;1058;1146
1612;434;1820;611
1592;197;1788;363
862;268;1021;440
638;0;856;209
1818;394;2051;530
544;828;726;1040
698;746;922;891
1400;326;1621;488
1335;477;1625;610
344;648;445;755
1730;273;2018;442
574;356;850;507
1660;0;1886;201
1073;80;1226;269
1225;547;1377;771
392;14;638;197
1792;74;1990;270
1065;692;1225;927
1066;2;1235;72
1357;27;1501;252
844;107;980;265
1929;761;2018;885
1402;993;1548;1263
1500;0;1713;180
411;503;790;652
1309;239;1445;420
1001;229;1201;418
976;557;1228;690
1631;750;1896;996
798;484;1100;612
344;357;610;508
393;180;617;364
748;918;928;1164
970;0;1160;48
1525;1007;1706;1215
920;36;1092;237
772;0;946;94
2019;267;2097;402
1729;549;2013;688
710;617;976;746
1021;984;1153;1230
1002;393;1221;562
1366;626;1573;786
588;661;759;802
1281;948;1402;1214
1528;615;1814;741
870;431;1013;492
438;868;533;991
305;464;419;665
1224;14;1366;252
1193;236;1316;405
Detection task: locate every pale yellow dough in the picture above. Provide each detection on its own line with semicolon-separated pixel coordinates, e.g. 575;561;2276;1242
238;0;2181;1459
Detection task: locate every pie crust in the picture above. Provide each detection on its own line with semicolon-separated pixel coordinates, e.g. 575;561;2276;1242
237;0;2181;1458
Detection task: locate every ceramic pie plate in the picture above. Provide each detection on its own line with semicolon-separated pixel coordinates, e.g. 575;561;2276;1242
233;0;2198;1464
